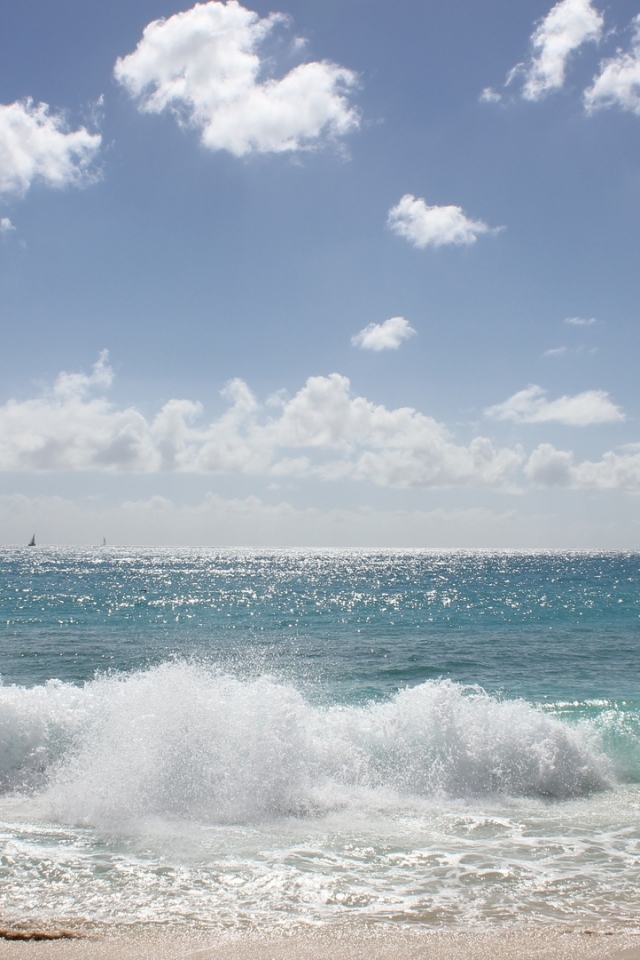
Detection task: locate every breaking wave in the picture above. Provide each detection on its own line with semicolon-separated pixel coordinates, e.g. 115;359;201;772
0;661;627;828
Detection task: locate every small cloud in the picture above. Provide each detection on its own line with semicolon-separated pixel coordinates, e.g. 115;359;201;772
85;94;106;129
585;14;640;115
479;86;502;103
0;217;15;234
505;63;526;88
351;316;416;351
388;194;500;249
545;344;600;357
504;0;603;101
485;384;624;426
0;98;101;198
565;315;597;325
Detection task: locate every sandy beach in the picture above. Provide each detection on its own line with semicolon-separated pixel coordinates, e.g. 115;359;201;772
1;928;640;960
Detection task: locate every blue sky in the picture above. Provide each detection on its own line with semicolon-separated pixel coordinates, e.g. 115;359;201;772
1;0;640;546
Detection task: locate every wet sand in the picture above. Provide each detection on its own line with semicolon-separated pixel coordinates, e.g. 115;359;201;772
0;928;639;960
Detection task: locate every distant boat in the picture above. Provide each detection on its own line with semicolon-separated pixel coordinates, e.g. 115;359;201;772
27;534;36;547
102;537;107;547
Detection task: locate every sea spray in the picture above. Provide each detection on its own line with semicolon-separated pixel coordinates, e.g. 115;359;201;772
1;662;615;829
0;679;88;793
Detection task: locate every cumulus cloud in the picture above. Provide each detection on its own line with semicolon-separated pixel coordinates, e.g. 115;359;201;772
526;443;640;490
0;99;101;198
0;354;524;490
485;384;624;426
114;0;358;156
387;194;498;249
6;357;640;501
525;443;576;486
0;352;157;473
351;317;416;352
0;217;15;233
585;15;640;114
514;0;604;100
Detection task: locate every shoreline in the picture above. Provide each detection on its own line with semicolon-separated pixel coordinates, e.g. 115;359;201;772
1;927;640;960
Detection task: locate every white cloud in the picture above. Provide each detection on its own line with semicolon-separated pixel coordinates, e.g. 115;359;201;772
544;347;567;356
351;317;416;351
479;87;502;104
526;443;640;490
54;349;114;398
525;443;576;486
0;99;101;198
0;355;523;490
565;315;597;325
0;353;157;473
0;217;15;233
114;0;358;156
517;0;604;100
387;194;497;249
585;16;640;114
485;384;624;426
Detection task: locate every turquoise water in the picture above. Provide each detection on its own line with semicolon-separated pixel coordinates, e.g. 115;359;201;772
1;549;639;932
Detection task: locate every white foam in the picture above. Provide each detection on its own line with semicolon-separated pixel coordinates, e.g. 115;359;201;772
0;663;621;830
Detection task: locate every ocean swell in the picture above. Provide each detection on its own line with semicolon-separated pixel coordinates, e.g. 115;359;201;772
0;662;617;827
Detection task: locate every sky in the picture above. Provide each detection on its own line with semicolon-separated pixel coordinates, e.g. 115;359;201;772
1;0;640;547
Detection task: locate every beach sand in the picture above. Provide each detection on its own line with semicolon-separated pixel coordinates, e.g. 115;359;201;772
1;928;639;960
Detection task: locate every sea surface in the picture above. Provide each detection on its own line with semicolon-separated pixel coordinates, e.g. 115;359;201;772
0;548;639;934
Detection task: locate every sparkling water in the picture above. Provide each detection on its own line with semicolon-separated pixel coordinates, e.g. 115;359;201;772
1;548;639;932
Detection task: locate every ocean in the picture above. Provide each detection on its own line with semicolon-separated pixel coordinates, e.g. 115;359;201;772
1;548;639;936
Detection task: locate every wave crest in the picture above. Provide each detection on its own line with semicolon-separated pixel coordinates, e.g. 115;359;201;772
0;663;615;827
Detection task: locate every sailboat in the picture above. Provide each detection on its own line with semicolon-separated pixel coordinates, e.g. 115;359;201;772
27;534;36;547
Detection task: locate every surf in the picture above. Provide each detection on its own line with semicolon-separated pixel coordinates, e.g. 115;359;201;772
0;662;625;830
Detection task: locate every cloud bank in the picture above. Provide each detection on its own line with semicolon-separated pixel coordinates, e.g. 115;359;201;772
485;385;624;426
1;357;639;492
0;99;101;198
351;317;416;351
388;194;497;249
0;354;522;490
5;492;624;549
114;0;359;156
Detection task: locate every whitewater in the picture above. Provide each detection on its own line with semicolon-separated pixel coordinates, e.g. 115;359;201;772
1;548;639;934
